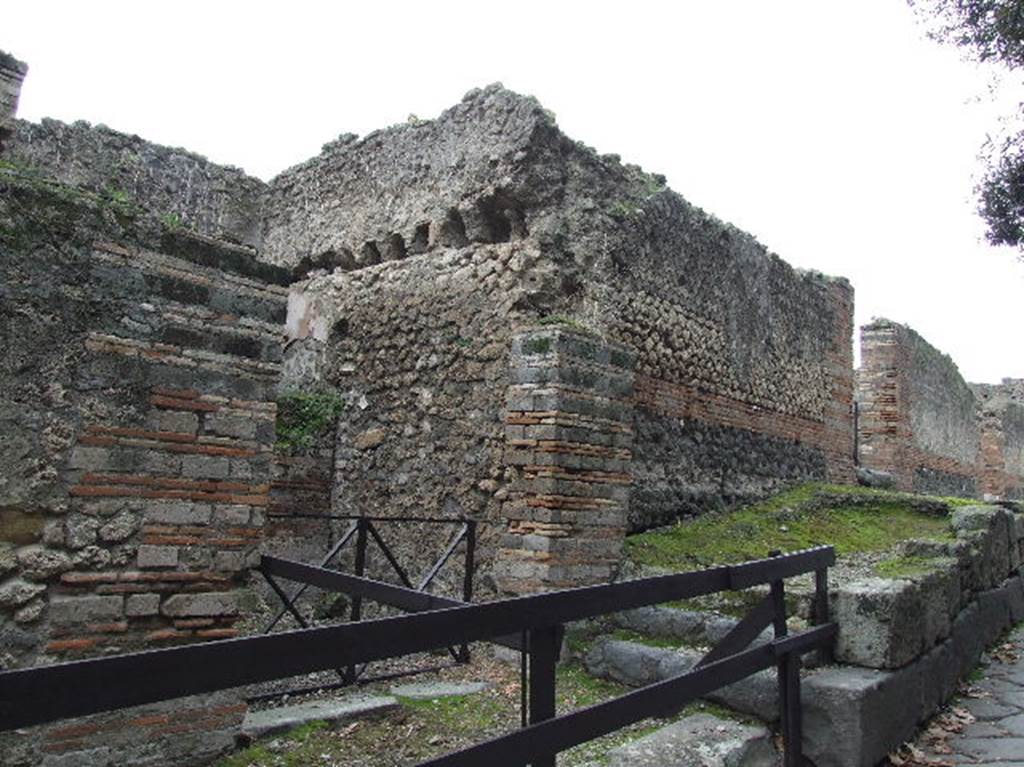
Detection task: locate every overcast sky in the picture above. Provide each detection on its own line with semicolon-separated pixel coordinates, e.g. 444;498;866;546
6;1;1024;384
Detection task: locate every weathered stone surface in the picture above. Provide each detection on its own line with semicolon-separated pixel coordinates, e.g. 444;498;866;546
0;578;46;608
352;428;386;450
389;681;489;700
98;512;138;542
584;638;778;721
803;665;921;767
161;592;237;617
144;501;211;526
604;713;778;767
833;577;926;669
48;594;124;624
855;467;895;489
241;695;397;739
16;545;72;581
137;544;178;569
0;508;46;545
125;593;161;617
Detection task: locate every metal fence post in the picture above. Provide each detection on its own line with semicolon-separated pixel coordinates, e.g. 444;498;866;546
528;625;560;767
344;516;369;684
770;565;803;767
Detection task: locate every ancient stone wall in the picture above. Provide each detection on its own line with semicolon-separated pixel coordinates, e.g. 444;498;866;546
587;194;856;527
281;85;857;559
0;51;27;149
0;170;289;766
973;379;1024;500
3;118;265;247
857;319;980;496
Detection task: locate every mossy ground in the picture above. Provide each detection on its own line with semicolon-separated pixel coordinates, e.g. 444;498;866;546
625;482;958;571
214;657;748;767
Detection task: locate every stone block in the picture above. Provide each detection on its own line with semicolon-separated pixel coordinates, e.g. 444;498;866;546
605;713;777;767
213;505;250;525
803;664;922;767
0;577;46;608
181;455;230;479
48;594;124;624
161;592;238;617
833;578;926;669
137;544;178;568
98;512;138;543
125;593;161;617
147;409;199;434
16;545;73;581
205;413;257;440
64;515;99;549
145;501;212;525
68;446;112;471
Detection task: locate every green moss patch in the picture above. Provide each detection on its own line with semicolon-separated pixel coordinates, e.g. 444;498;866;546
874;555;947;580
626;483;954;571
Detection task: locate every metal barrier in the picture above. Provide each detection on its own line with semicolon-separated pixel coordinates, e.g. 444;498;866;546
259;514;476;696
0;546;835;767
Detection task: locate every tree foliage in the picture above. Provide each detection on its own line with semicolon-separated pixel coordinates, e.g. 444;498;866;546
910;0;1024;249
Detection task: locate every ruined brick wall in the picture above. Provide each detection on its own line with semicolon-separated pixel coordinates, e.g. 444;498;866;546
0;172;288;765
972;380;1024;500
857;319;980;495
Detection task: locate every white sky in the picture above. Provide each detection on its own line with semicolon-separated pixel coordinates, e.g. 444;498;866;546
6;1;1024;384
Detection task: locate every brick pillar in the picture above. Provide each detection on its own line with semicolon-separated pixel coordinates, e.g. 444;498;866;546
856;321;912;489
495;326;634;595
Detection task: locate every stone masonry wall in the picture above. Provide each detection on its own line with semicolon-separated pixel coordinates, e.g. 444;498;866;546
284;239;548;596
496;327;634;595
587;193;856;527
972;379;1024;500
857;319;980;496
0;171;289;766
0;50;27;150
281;85;856;551
4;118;266;247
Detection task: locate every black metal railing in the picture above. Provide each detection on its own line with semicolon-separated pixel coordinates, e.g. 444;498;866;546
260;514;476;694
0;546;835;767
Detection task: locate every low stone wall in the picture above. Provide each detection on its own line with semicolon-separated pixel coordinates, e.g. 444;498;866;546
805;503;1024;767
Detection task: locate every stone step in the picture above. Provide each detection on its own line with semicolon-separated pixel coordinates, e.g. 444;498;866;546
241;694;398;739
601;713;779;767
612;605;774;647
389;680;490;699
585;637;779;722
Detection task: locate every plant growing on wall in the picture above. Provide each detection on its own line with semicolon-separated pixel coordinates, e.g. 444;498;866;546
275;391;345;453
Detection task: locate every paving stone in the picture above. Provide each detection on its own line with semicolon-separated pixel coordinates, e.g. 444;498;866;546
964;698;1022;721
241;695;398;738
956;737;1024;760
389;681;489;700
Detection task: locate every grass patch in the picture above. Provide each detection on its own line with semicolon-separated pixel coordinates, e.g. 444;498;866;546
608;628;682;650
557;662;631;710
395;693;506;732
874;555;946;580
626;483;954;570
